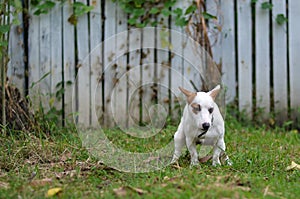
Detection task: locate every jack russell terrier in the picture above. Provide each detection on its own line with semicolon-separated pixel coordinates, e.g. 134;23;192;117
171;85;232;167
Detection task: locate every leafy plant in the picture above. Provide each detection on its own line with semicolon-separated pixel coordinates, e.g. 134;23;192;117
276;14;288;25
261;2;273;10
68;2;94;25
31;0;56;15
1;0;23;133
112;0;216;28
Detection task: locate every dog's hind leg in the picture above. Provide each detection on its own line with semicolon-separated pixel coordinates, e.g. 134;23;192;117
171;130;185;164
212;138;226;166
213;138;232;166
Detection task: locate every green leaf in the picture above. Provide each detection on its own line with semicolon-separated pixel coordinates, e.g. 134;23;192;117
164;0;176;8
12;18;20;25
73;2;94;17
13;0;23;10
128;17;137;25
151;21;158;27
175;17;188;27
161;8;171;16
33;0;56;15
251;0;258;4
149;7;159;14
202;12;217;20
276;14;288;25
66;80;73;86
0;25;10;33
133;8;145;17
185;4;196;15
173;8;182;16
134;0;143;8
30;0;40;6
136;22;146;28
261;2;273;10
0;41;8;47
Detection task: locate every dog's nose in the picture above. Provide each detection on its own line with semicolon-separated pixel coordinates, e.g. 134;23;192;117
202;123;210;130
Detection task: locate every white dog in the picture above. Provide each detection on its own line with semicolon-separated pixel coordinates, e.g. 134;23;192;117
171;85;231;167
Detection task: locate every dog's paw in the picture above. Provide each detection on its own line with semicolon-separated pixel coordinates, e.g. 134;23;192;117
170;157;178;165
190;160;200;168
212;160;221;167
225;159;233;166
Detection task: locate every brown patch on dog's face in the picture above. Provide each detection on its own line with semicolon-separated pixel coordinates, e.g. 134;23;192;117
179;87;197;104
191;103;201;114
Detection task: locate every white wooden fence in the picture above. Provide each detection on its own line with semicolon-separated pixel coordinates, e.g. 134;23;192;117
7;0;300;127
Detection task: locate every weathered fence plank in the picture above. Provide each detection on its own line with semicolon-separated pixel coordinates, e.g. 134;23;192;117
206;0;222;67
63;2;75;122
221;0;236;103
39;12;51;112
90;0;102;127
127;28;141;127
8;14;25;94
50;5;63;120
156;27;170;126
237;0;252;116
27;9;43;112
255;0;270;117
170;1;184;121
288;0;300;120
272;1;288;122
103;0;117;126
112;2;128;128
141;27;155;125
77;0;91;126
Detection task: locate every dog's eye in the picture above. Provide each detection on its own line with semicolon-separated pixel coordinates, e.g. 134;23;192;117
197;105;201;111
192;104;201;112
208;107;214;114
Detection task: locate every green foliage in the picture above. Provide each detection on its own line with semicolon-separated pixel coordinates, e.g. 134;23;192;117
68;2;94;25
32;0;56;15
113;0;215;28
30;0;94;25
276;14;288;25
252;1;287;26
261;2;273;10
202;11;217;20
0;0;22;57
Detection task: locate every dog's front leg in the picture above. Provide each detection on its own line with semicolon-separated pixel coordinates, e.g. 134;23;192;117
186;137;199;166
171;130;185;164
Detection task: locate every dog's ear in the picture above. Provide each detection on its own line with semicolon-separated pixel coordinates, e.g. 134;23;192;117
208;85;221;100
179;87;196;104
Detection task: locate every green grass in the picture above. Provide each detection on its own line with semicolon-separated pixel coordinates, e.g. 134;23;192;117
0;116;299;198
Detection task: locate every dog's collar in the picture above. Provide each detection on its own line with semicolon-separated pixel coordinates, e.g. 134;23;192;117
198;131;207;138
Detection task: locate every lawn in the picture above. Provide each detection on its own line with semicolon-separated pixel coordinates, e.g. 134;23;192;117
0;114;299;198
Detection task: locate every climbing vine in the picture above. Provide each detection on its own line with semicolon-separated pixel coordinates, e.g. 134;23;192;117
111;0;219;28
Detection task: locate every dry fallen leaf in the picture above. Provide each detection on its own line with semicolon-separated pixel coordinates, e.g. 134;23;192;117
286;161;300;171
0;181;10;189
46;187;62;197
199;155;212;163
29;178;52;187
113;187;127;197
128;186;148;195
